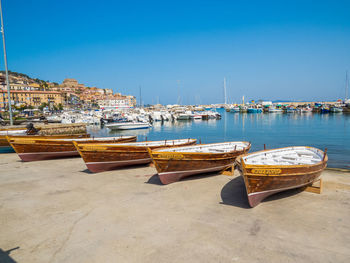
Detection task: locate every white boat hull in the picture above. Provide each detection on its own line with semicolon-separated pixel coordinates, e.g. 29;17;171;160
106;122;151;130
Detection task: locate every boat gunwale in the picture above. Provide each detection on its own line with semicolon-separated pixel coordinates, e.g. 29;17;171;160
238;146;328;169
6;135;135;143
74;139;197;150
150;141;251;156
4;134;89;139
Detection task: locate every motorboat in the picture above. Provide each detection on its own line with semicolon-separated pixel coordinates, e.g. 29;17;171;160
105;122;152;130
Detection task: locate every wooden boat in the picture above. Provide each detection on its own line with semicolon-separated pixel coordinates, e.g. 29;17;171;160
1;134;90;151
8;136;136;162
1;123;88;150
149;142;251;184
74;139;197;173
236;146;328;207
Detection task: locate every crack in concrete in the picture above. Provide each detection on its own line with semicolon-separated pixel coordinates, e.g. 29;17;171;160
50;208;93;262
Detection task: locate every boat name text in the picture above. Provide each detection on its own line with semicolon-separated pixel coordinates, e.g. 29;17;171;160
251;168;282;175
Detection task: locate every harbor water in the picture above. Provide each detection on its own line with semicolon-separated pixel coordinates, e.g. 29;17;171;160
89;108;350;170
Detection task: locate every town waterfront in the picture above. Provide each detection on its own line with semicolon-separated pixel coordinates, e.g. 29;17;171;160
89;108;350;170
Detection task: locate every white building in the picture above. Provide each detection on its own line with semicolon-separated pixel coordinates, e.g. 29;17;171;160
98;99;133;110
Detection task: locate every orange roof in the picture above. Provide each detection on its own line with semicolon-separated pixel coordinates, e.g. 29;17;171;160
0;90;61;94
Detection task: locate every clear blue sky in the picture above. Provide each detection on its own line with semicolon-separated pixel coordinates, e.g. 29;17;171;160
1;0;350;104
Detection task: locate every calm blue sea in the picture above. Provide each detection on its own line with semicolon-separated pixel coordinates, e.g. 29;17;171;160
89;108;350;169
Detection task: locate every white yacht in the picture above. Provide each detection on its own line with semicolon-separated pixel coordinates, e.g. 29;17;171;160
105;122;152;130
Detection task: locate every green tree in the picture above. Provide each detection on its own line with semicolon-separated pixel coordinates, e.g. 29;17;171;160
38;102;48;111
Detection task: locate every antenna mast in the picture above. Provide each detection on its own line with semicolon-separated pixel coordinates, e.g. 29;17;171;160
0;0;13;125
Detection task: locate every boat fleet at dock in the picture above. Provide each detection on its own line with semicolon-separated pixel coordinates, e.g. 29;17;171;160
1;125;328;207
7;102;349;131
43;106;222;128
26;102;350;132
225;102;350;114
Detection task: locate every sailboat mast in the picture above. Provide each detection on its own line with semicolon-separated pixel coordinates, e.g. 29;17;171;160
223;77;227;105
346;71;349;101
177;80;181;105
139;85;142;108
0;0;13;125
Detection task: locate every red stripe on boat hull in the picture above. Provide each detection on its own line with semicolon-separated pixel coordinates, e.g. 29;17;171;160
86;158;152;173
18;151;79;162
158;165;230;184
247;180;319;207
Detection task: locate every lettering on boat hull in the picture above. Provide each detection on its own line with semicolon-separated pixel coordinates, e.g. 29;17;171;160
251;168;282;175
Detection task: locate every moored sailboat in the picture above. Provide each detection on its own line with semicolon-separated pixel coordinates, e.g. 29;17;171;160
236;146;328;207
74;139;197;173
149;141;251;184
8;136;136;162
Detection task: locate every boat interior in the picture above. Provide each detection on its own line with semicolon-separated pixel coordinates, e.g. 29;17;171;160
156;142;250;153
243;147;324;166
54;136;134;142
9;136;133;142
99;139;196;147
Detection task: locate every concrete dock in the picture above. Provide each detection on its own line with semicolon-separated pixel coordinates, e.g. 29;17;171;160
1;153;350;263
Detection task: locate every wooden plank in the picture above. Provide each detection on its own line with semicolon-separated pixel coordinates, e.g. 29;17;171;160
220;165;234;176
304;179;323;194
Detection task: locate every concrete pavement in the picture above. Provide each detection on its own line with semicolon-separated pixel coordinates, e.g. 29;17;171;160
0;153;349;262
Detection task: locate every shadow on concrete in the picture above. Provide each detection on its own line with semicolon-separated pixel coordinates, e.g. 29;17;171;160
80;168;94;174
145;174;163;185
0;247;19;263
220;176;251;209
220;176;306;208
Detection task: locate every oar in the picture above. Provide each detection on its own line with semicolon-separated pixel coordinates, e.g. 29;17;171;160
323;148;328;161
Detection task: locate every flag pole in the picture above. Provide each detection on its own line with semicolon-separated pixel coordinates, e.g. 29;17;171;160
0;0;13;125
